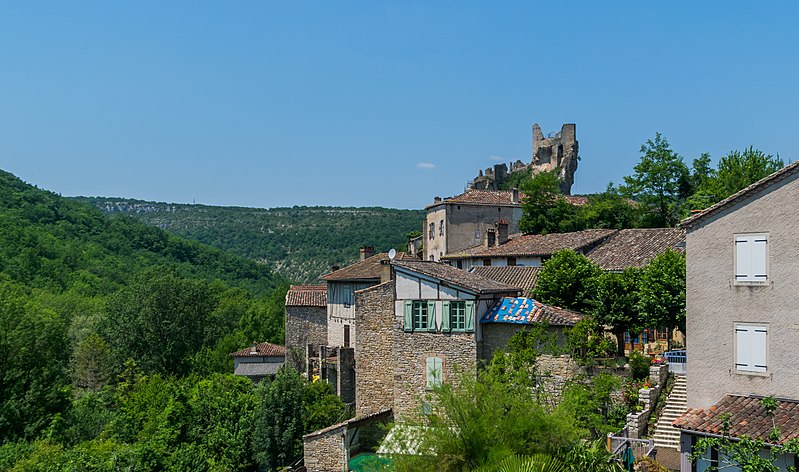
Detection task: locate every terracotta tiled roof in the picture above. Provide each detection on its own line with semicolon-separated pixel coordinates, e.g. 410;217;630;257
392;260;520;294
286;285;327;307
674;395;799;445
442;229;616;259
320;252;415;282
680;160;799;229
428;190;589;209
230;342;286;358
469;266;541;294
481;297;583;326
586;228;685;271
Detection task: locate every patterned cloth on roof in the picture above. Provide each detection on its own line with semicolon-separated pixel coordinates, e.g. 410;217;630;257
480;297;582;326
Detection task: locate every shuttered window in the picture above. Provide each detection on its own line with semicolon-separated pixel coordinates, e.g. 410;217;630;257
735;234;768;284
735;324;768;373
405;301;436;332
426;356;443;389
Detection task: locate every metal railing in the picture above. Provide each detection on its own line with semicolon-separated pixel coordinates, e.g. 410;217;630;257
608;429;656;461
664;350;686;374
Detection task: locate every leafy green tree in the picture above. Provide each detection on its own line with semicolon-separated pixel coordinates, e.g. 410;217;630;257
519;171;584;235
566;317;616;366
621;133;689;227
638;250;686;349
103;269;218;375
71;332;114;392
533;250;601;313
690;147;784;210
487;325;560;389
303;381;348;434
0;278;71;442
581;185;641;230
592;268;642;357
252;368;306;470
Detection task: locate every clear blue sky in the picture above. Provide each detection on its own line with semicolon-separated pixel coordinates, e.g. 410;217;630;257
2;2;797;209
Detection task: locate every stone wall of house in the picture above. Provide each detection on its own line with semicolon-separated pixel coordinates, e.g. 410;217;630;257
355;281;396;416
303;426;346;472
537;354;582;400
285;305;327;370
392;330;477;420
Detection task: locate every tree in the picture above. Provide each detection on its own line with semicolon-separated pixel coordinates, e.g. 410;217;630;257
581;185;641;230
638;250;686;349
621;133;689;227
592;268;642;357
71;332;113;392
533;250;601;313
252;367;306;470
519;171;583;235
690;147;784;210
103;269;218;375
0;277;71;442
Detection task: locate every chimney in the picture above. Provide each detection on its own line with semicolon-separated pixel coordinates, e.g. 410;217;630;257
250;343;258;355
331;265;340;271
434;196;442;204
496;220;509;245
485;229;496;248
511;187;519;204
380;259;393;284
359;246;375;261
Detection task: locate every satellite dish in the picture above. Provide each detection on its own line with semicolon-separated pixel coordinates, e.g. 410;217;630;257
388;249;397;261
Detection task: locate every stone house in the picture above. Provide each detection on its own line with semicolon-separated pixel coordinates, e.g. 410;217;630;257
284;284;327;370
423;189;523;262
229;342;285;382
585;228;685;272
674;161;799;471
351;259;582;419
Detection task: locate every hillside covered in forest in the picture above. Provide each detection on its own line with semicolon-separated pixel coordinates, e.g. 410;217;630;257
74;197;425;283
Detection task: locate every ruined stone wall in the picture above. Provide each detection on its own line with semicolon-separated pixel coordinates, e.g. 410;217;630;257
303;427;346;472
285;305;327;370
354;281;396;416
479;324;568;363
392;330;477;420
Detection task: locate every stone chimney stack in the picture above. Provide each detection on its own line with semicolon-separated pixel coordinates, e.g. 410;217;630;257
359;246;375;261
433;196;442;204
485;229;496;248
496;220;509;246
511;187;519;204
380;260;392;284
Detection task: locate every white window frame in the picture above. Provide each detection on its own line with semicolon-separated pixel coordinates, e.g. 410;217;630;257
734;323;768;374
734;233;768;285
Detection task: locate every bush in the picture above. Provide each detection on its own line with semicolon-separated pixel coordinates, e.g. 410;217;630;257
628;351;652;381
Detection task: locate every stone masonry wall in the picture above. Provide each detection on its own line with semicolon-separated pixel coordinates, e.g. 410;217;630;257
393;330;477;420
285;305;327;370
303;427;346;472
355;281;396;416
337;347;355;406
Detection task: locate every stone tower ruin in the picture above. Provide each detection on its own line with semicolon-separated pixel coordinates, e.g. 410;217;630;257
469;123;579;195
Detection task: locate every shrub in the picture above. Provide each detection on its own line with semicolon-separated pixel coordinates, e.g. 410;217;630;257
628;351;652;381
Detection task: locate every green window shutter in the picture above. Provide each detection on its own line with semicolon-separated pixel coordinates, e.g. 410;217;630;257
441;301;451;333
404;300;413;332
465;300;475;333
427;301;437;332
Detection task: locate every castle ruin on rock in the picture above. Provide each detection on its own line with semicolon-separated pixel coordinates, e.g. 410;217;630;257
470;123;579;195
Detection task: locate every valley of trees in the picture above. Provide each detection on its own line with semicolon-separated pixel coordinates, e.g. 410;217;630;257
74;198;425;283
0;170;345;470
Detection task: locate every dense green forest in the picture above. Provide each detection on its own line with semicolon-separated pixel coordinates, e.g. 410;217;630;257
0;169;347;470
74;197;425;283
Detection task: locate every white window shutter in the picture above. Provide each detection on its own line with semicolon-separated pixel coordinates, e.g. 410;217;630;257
751;327;768;372
736;325;767;373
752;238;767;280
735;236;752;280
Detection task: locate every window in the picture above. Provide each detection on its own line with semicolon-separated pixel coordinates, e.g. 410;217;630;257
442;300;475;333
403;300;436;332
439;220;444;236
735;233;768;284
426;356;443;389
507;257;517;266
735;323;768;373
483;258;492;266
429;222;435;240
342;284;352;308
343;325;350;347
